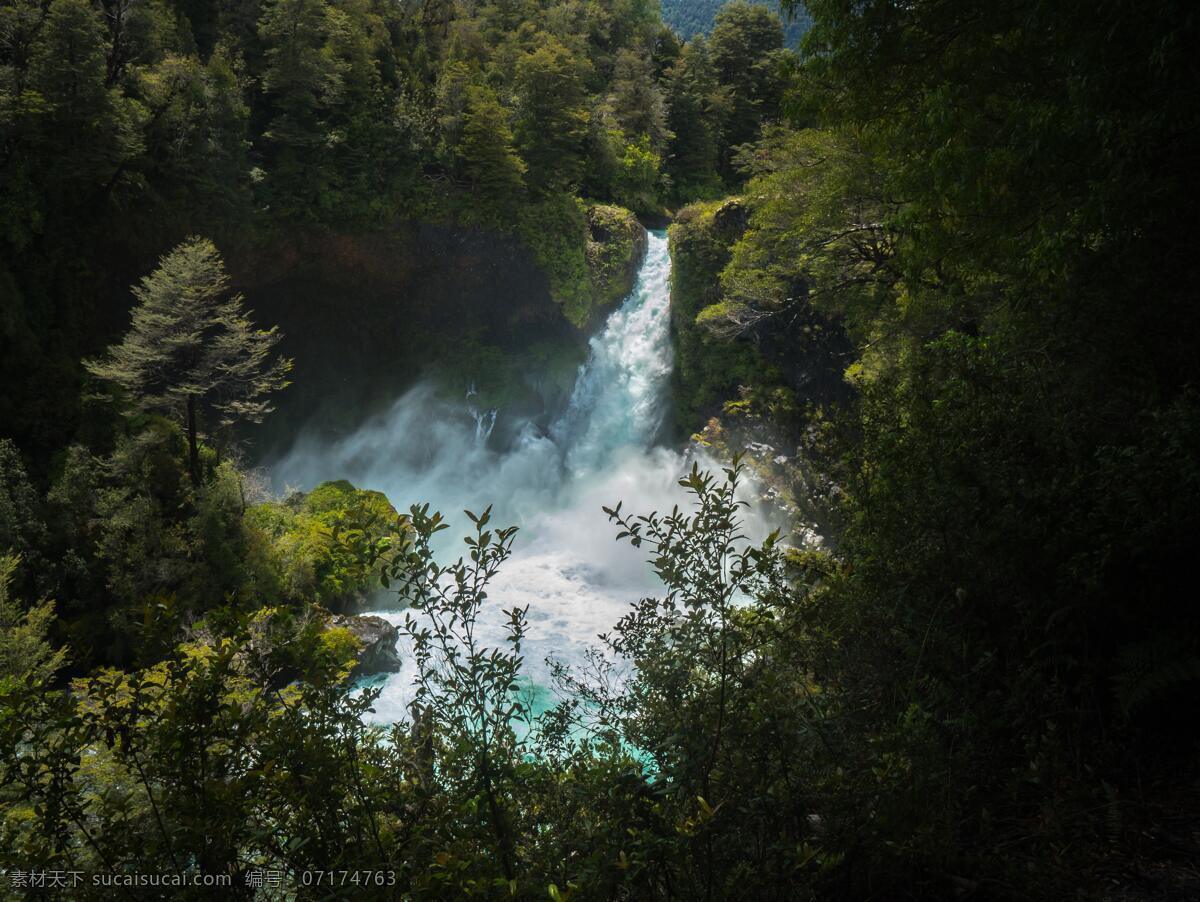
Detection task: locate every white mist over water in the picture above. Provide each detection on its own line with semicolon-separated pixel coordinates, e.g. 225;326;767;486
270;231;767;724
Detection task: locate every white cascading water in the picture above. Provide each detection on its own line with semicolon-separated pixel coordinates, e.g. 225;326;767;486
271;231;767;723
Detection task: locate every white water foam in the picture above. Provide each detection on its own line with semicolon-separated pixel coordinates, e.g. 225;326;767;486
270;231;769;724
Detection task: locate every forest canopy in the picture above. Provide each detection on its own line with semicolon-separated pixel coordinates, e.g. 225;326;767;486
660;0;810;48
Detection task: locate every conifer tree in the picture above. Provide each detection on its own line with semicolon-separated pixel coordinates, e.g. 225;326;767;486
665;36;724;199
85;237;292;484
458;84;526;206
513;38;589;192
607;48;671;151
707;1;784;175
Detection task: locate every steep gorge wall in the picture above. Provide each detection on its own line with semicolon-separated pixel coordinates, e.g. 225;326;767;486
236;210;646;457
0;202;646;470
668;197;851;537
669;197;851;434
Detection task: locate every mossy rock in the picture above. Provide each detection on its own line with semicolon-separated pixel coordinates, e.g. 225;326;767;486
515;195;593;327
515;196;647;329
584;203;648;321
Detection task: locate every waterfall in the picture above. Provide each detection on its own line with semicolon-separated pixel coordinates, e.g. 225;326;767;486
471;407;497;446
270;231;760;723
466;383;498;446
552;235;674;474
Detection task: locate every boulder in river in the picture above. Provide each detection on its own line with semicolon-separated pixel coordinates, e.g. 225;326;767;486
330;614;402;677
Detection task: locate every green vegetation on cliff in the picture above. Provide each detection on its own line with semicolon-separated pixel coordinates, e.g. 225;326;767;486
522;199;648;331
585;204;649;318
669;199;784;429
247;480;405;613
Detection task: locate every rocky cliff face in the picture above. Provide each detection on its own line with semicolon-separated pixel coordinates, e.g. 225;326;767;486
330;614;402;678
231;214;645;458
669;198;850;431
584;205;648;329
231;222;574;454
668;199;765;430
669;198;851;543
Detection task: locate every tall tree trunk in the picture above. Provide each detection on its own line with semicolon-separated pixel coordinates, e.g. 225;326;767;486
186;394;200;485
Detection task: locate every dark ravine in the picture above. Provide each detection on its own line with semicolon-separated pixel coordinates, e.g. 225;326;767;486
233;223;571;455
235;215;647;459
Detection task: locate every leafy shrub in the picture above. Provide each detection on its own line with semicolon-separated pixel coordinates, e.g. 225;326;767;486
248;480;406;612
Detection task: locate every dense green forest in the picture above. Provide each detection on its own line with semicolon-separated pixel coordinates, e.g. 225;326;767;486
3;0;1199;898
660;0;810;48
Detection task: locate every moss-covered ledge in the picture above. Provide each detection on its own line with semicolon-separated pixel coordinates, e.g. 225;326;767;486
489;194;646;330
668;198;772;432
516;198;646;330
584;204;648;323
